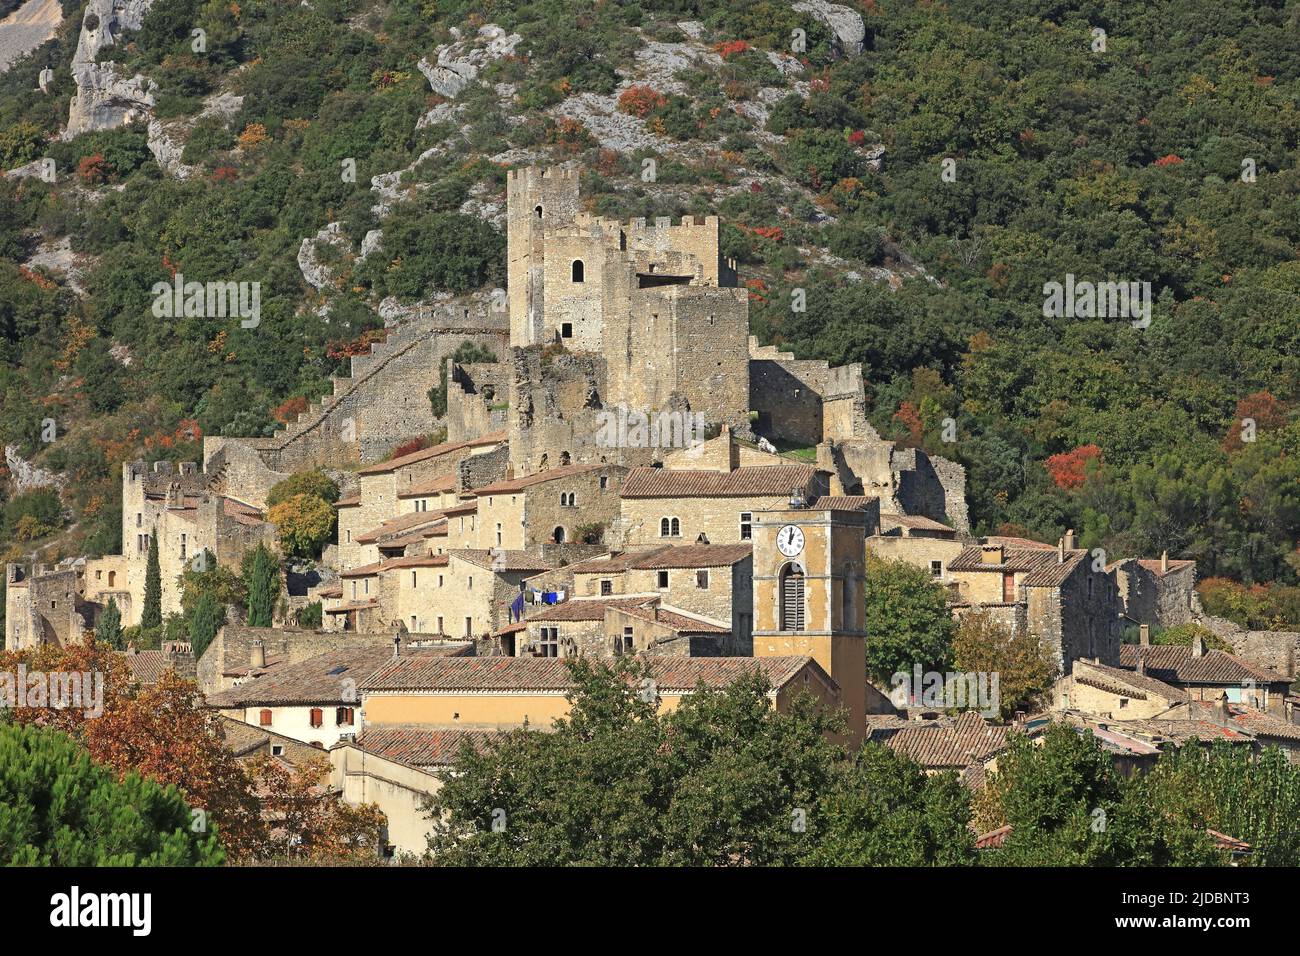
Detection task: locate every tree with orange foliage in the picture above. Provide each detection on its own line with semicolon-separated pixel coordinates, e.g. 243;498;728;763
248;754;386;861
82;671;265;857
1223;390;1289;453
1044;444;1103;490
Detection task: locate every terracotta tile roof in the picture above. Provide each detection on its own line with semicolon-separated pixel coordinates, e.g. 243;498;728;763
397;473;457;499
205;644;469;708
565;549;664;574
356;432;505;475
1019;552;1089;587
471;463;605;495
117;649;170;685
620;464;817;499
341;561;385;579
318;587;343;599
1136;558;1196;577
1072;661;1188;703
611;604;730;633
879;512;952;531
360;654;819;694
885;711;1013;768
1189;702;1300;741
324;599;380;613
1118;645;1290;686
451;549;557;573
352;725;505;767
334;496;362;508
948;546;1073;574
223;498;265;526
356;511;447;544
974;824;1012;849
218;716;322;765
528;597;657;622
383;554;450;569
628;544;751;569
1118;717;1255;744
813;495;879;511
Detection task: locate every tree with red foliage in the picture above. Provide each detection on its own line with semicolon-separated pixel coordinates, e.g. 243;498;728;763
1223;390;1289;453
1044;444;1103;489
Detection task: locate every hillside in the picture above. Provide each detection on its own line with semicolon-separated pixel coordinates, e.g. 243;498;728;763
0;0;1297;624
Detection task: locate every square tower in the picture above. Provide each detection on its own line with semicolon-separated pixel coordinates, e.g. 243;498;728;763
751;505;869;747
506;166;582;346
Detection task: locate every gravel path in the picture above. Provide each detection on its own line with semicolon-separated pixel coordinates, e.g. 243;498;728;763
0;0;63;73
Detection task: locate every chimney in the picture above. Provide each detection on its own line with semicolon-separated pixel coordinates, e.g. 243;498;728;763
249;639;266;670
1192;631;1204;658
1063;528;1076;551
981;545;1004;565
1057;536;1065;563
127;642;137;657
1160;550;1169;574
1136;655;1146;676
1214;692;1231;726
1139;624;1150;647
393;633;401;658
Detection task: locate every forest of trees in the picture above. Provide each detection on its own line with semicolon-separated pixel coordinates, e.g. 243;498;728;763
0;0;1294;619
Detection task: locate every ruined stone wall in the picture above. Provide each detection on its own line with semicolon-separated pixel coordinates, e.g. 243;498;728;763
522;467;626;549
507;345;617;472
1229;630;1299;678
202;439;288;511
459;442;511;493
446;361;509;445
197;625;396;695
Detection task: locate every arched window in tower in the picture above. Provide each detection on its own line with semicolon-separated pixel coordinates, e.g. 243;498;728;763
534;205;543;219
780;563;806;631
842;563;857;630
571;260;584;282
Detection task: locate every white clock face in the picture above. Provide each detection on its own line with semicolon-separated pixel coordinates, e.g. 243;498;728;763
777;525;804;557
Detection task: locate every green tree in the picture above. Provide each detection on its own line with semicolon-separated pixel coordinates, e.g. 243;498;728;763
242;543;279;628
267;469;339;508
141;529;162;629
95;597;123;650
187;591;223;660
0;723;224;866
952;609;1058;719
425;659;975;866
865;555;955;685
982;724;1221;866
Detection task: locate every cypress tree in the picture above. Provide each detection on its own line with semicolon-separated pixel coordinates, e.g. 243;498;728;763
243;544;278;628
95;596;123;649
187;591;223;659
141;529;162;629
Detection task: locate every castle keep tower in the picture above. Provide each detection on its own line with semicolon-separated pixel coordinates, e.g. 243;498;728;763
506;166;582;347
751;504;869;747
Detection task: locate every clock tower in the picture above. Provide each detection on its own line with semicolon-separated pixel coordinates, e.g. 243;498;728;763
752;504;869;747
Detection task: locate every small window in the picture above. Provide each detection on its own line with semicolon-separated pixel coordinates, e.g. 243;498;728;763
437;615;444;634
465;617;473;637
660;517;671;537
571;260;585;282
622;626;634;654
561;322;573;338
412;571;418;588
553;526;566;543
468;576;473;589
534;205;543;219
1118;699;1128;709
599;476;608;490
336;707;355;726
310;708;323;728
739;513;752;540
271;744;284;756
600;579;613;596
259;709;272;727
539;627;559;658
657;570;669;589
671;517;680;537
930;560;943;577
696;569;709;590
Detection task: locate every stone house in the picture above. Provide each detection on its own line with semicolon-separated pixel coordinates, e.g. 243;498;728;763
357;654;840;731
1053;658;1189;720
204;641;472;748
329;726;504;857
1118;639;1292;716
1109;552;1199;630
469;463;627;549
617;462;829;547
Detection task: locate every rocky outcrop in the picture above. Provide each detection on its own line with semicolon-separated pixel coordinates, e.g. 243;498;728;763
792;0;866;55
417;23;521;99
297;222;354;291
63;0;159;139
147;118;197;179
5;444;63;493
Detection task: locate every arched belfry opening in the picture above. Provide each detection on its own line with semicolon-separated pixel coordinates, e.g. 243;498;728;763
534;205;543;219
571;260;585;282
780;562;806;632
